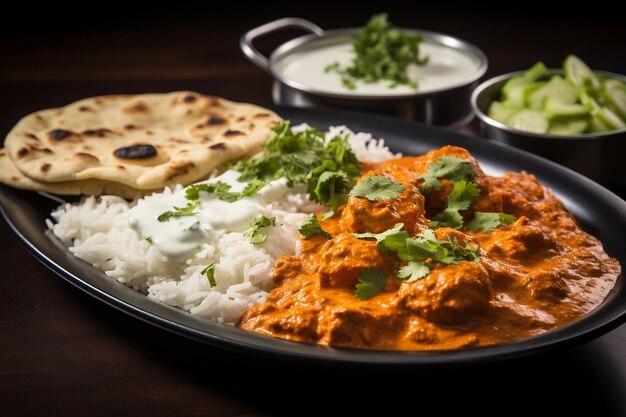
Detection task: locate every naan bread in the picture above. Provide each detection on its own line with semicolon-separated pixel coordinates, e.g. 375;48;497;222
0;149;158;199
5;92;280;190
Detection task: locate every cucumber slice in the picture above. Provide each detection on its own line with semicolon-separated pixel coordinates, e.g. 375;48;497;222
581;92;625;130
502;76;529;97
488;101;522;124
502;62;548;97
603;79;626;119
564;55;601;92
548;118;589;135
503;84;526;106
588;116;611;133
581;91;600;111
544;98;589;118
528;76;578;110
527;86;549;111
505;82;544;107
598;107;626;130
524;62;549;81
523;82;546;103
508;110;549;133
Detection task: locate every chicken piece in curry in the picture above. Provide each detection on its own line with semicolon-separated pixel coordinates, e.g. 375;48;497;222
238;146;621;350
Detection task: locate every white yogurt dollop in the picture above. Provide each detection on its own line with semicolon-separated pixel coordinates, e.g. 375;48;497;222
128;170;289;261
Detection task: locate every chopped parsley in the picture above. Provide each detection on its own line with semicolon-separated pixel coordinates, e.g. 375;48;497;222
355;268;387;300
231;121;361;216
467;212;516;233
299;215;331;239
201;263;217;287
244;216;276;244
430;180;481;229
157;200;200;222
325;13;428;90
145;236;153;244
418;156;479;192
349;175;405;201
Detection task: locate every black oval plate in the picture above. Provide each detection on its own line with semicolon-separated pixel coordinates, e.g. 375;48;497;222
1;106;625;366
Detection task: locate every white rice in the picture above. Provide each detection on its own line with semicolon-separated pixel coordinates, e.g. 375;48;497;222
47;125;398;324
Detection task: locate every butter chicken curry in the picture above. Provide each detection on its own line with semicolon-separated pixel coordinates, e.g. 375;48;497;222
239;146;620;350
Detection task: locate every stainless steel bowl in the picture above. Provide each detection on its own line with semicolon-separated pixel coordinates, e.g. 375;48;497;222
241;18;488;126
472;70;626;187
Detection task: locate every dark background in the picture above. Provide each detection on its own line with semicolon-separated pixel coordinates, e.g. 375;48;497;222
1;4;625;416
2;3;626;135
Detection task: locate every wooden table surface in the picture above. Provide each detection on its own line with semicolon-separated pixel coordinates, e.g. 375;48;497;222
1;6;625;416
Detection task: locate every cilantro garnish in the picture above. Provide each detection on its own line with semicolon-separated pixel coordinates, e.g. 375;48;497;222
217;180;266;203
185;179;266;202
445;236;481;263
354;226;480;284
396;229;457;264
397;261;430;282
201;263;216;287
419;162;515;232
430;180;481;229
299;215;331;239
157;200;200;222
353;223;408;249
185;183;220;200
355;268;387;300
325;13;428;90
230;121;361;215
349;175;405;201
244;216;276;244
185;121;360;217
467;212;516;233
308;171;350;214
324;62;340;73
404;229;479;265
418;156;479;192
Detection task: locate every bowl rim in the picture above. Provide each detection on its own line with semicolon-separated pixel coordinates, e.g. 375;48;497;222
269;28;489;101
471;69;626;140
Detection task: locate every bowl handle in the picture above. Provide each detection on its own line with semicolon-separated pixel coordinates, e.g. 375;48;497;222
240;18;325;71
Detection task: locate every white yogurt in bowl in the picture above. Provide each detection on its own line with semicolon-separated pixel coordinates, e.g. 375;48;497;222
276;39;484;97
242;20;488;125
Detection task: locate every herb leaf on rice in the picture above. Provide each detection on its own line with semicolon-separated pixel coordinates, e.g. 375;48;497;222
201;263;217;287
299;214;331;239
185;179;266;202
230;121;362;215
244;216;276;244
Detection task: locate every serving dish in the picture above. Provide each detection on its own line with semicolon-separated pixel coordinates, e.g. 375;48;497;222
472;69;626;187
1;106;624;366
241;18;487;126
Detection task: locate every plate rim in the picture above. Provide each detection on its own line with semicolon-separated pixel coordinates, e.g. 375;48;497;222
1;105;625;366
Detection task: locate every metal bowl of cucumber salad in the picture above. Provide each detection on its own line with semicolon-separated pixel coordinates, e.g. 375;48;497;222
472;55;626;187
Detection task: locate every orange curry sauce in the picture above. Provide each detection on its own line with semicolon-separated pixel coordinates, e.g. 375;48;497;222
238;146;620;350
